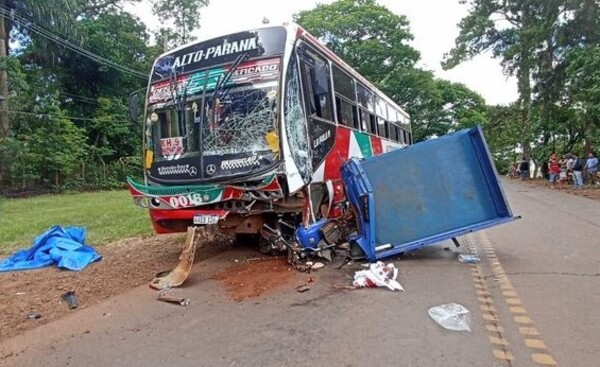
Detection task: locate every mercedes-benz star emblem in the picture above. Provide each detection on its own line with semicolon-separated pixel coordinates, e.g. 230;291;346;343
188;166;198;177
205;164;217;176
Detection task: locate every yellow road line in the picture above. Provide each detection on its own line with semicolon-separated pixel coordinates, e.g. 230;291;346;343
478;231;558;366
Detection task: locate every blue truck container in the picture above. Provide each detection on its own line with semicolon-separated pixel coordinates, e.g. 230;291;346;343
341;125;518;261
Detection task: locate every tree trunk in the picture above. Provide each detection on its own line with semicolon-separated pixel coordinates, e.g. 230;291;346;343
0;0;11;188
518;2;533;161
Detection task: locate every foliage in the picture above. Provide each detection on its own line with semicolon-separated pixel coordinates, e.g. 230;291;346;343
0;189;153;254
566;46;600;125
151;0;210;49
1;4;150;194
446;0;600;175
296;0;487;142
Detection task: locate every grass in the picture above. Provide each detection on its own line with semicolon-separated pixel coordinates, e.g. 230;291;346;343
0;190;155;254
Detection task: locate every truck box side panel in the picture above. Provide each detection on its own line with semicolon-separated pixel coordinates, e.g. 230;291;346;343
342;126;516;261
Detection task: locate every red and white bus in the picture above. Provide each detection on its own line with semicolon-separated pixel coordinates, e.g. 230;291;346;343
128;22;411;245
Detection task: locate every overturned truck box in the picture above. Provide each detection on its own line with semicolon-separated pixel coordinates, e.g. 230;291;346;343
342;125;518;261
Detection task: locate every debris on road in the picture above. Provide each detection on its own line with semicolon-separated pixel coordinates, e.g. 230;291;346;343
295;284;310;293
26;313;41;320
61;291;79;310
311;262;325;270
0;226;101;272
150;226;199;290
157;291;191;306
352;262;403;291
458;254;481;264
428;303;471;332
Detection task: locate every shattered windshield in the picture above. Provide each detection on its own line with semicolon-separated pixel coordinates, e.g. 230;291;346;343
147;58;280;162
202;83;277;155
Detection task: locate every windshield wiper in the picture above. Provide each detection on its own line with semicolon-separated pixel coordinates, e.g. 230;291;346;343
168;68;191;137
211;53;249;103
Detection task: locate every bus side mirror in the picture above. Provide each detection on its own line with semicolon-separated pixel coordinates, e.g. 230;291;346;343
129;93;139;123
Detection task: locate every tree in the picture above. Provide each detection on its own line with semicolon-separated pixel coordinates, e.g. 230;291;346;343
443;0;542;160
1;2;152;192
151;0;210;49
0;0;78;187
566;46;600;152
295;0;419;83
295;0;486;142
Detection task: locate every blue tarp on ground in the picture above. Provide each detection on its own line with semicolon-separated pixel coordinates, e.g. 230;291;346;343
0;226;102;272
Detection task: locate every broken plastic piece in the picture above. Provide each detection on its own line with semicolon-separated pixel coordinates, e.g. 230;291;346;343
61;291;79;309
157;292;191;306
311;262;324;270
428;303;471;332
353;261;403;291
458;254;481;264
150;226;198;290
296;284;310;293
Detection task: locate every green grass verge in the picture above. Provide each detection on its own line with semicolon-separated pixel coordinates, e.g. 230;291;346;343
0;190;154;254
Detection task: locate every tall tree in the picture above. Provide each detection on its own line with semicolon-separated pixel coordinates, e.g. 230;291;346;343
295;0;419;84
151;0;210;49
0;0;78;187
443;0;542;160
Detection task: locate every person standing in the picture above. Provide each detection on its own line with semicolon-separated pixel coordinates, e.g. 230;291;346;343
571;153;584;189
585;152;599;185
518;156;529;180
548;153;561;188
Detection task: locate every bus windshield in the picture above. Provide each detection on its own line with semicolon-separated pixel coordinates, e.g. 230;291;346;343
146;58;281;180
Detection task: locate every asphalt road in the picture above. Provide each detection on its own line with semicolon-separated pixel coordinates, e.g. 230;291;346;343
1;179;598;367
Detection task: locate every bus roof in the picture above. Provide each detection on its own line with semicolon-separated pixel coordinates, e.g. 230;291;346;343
154;22;410;121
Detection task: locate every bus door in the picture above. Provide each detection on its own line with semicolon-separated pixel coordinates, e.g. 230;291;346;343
296;43;336;172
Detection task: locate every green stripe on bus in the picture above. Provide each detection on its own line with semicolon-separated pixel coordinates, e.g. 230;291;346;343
354;131;373;158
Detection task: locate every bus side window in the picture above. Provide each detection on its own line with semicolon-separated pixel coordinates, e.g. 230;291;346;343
336;96;358;129
299;47;333;122
369;114;377;135
382;121;390;139
360;108;369;132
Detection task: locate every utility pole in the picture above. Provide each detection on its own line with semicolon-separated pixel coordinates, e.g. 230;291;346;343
0;0;11;188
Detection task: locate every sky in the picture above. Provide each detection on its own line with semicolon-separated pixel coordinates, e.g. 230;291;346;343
124;0;518;106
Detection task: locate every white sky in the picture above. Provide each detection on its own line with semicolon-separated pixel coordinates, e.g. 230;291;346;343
124;0;518;106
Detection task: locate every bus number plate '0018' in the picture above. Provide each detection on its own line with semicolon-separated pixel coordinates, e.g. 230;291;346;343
193;214;220;225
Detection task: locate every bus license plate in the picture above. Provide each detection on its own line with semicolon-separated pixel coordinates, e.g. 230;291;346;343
193;214;219;225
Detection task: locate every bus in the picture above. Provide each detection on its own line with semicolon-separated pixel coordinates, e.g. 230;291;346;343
128;22;411;254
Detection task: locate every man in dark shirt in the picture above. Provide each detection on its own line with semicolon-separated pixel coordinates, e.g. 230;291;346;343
518;156;529;180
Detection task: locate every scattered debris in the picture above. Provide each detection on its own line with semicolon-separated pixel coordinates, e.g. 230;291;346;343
458;254;481;264
150;226;199;290
428;303;471;332
333;284;357;290
443;247;451;251
26;313;41;320
157;291;191;307
295;284;310;293
311;262;325;270
353;262;404;291
61;291;79;310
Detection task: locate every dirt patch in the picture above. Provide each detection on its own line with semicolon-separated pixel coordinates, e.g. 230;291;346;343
0;229;235;343
214;258;299;302
515;178;600;200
